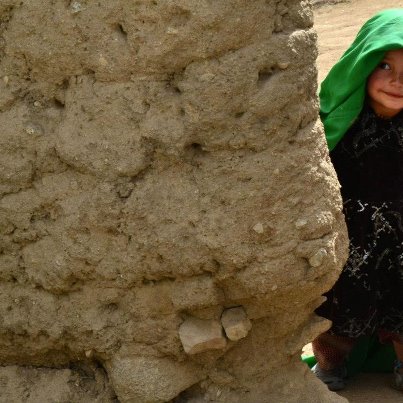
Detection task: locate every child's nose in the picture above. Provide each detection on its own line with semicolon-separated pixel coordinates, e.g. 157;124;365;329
391;71;403;84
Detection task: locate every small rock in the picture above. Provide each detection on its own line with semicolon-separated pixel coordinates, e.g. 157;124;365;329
221;306;252;341
166;27;179;35
3;76;9;85
24;123;44;136
85;349;93;358
252;223;264;234
179;317;226;354
70;1;83;13
278;62;290;69
295;218;308;229
99;55;108;66
309;248;328;267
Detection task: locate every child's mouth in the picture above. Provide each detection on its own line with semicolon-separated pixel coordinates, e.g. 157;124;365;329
384;91;403;99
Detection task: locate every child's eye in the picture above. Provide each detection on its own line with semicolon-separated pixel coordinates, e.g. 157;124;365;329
378;62;391;70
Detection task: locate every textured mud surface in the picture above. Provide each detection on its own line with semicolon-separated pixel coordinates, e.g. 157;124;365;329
0;1;348;402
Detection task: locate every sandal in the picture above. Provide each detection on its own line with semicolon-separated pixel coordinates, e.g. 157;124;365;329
393;360;403;391
311;363;347;391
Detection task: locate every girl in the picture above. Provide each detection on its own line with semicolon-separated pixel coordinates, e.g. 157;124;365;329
312;9;403;391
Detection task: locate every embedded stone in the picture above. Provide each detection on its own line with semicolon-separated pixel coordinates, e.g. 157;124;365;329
106;356;203;403
179;317;226;354
221;306;252;341
309;248;328;268
295;218;308;229
253;223;264;234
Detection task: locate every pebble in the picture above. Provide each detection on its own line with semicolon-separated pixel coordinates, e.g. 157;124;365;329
221;306;252;341
70;1;83;13
85;349;94;358
309;248;328;267
253;223;264;234
179;317;226;354
166;27;179;35
295;218;308;229
278;62;290;69
24;123;44;136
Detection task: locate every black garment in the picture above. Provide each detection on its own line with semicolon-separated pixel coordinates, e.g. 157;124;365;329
316;106;403;338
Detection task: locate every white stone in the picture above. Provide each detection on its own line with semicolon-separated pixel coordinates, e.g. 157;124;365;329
85;349;93;358
221;307;252;341
24;123;44;136
179;317;226;354
309;248;328;267
166;27;179;35
70;1;83;13
253;223;264;234
295;218;308;229
278;62;290;69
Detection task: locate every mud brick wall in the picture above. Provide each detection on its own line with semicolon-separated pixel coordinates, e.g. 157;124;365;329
0;1;348;402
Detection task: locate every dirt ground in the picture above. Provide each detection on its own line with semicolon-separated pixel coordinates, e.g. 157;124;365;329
313;1;403;402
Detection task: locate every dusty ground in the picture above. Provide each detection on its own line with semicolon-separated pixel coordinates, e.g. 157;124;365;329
313;1;403;402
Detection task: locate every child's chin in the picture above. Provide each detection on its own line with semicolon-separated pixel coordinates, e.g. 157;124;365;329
380;99;403;113
385;104;403;113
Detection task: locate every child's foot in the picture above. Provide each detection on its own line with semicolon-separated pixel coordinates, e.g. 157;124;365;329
311;363;347;391
392;360;403;391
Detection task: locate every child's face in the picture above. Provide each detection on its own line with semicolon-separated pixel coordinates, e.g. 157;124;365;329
367;49;403;118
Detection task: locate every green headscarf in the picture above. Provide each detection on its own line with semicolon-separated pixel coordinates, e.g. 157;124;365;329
320;8;403;151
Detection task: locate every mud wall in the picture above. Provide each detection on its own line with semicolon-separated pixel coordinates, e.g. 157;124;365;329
0;1;348;402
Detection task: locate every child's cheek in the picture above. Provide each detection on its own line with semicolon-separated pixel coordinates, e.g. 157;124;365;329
367;71;382;91
367;73;380;99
